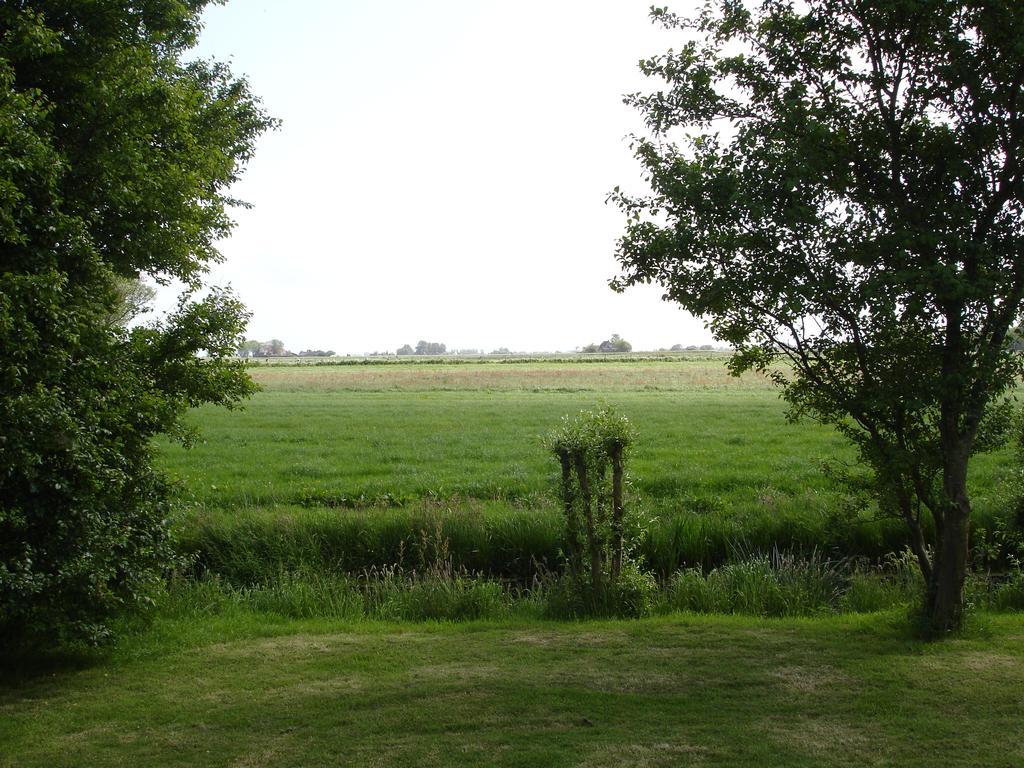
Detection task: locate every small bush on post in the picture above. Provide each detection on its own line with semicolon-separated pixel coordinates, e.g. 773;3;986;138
544;407;653;616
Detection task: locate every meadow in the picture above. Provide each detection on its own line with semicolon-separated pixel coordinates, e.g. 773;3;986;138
162;357;1016;582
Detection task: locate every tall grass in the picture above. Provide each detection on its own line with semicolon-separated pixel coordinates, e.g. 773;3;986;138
162;569;523;623
638;508;934;578
178;501;1010;584
175;503;562;584
664;550;839;617
160;551;1023;624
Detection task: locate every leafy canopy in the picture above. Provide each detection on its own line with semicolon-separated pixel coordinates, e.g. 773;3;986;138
613;0;1024;630
0;1;275;645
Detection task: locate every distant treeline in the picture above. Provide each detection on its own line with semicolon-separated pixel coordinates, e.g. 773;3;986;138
237;339;335;357
396;340;447;356
248;352;729;367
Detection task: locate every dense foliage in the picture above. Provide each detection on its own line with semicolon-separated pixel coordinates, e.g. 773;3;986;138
581;334;633;353
395;340;448;356
544;407;655;615
614;0;1024;632
0;2;274;645
238;339;289;357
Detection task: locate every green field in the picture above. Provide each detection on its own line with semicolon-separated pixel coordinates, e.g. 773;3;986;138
3;610;1023;767
5;357;1023;767
161;358;1014;580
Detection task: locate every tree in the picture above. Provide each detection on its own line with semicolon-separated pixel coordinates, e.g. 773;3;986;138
238;339;262;357
0;2;274;644
239;339;292;357
613;1;1024;633
414;340;446;355
396;344;414;355
545;407;652;615
105;276;157;328
581;334;633;353
599;334;633;353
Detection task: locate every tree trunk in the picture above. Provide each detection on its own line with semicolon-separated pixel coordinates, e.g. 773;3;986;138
610;443;624;580
926;448;972;634
558;450;581;576
573;451;602;596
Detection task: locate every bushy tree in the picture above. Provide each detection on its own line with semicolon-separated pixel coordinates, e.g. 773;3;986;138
613;0;1024;632
545;407;654;616
414;340;447;355
238;339;291;357
237;339;262;357
600;334;633;353
0;2;274;645
105;276;157;328
581;334;633;353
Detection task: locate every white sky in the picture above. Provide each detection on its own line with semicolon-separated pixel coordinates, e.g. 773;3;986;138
168;0;714;354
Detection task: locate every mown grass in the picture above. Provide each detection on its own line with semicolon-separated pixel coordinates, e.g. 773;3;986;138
2;609;1023;767
160;361;1014;578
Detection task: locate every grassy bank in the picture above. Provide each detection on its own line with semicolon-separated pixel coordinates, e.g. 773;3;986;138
3;610;1023;767
176;500;945;583
148;554;1024;623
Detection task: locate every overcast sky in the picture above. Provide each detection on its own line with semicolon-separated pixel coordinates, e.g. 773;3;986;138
169;0;714;354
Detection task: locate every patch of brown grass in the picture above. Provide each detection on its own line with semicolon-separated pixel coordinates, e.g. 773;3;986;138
770;664;849;695
763;715;882;765
584;741;709;767
247;362;774;393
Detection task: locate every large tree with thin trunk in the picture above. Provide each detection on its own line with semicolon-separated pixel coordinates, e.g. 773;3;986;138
613;0;1024;633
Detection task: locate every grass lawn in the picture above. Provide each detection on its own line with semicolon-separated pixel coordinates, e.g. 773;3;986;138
2;611;1022;767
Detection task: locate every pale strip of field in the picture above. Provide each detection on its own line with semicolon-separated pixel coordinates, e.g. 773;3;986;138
248;360;776;392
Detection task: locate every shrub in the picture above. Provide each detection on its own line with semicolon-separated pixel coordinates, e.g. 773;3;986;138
543;563;657;619
543;406;656;614
610;563;659;618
